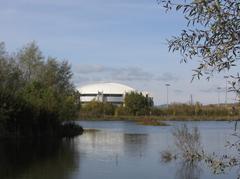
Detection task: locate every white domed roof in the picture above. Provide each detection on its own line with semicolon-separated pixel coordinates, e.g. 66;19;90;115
78;82;135;94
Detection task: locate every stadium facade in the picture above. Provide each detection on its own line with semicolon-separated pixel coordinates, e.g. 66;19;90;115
78;82;147;105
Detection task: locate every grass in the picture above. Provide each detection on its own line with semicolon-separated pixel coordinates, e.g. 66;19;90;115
136;118;169;126
79;115;170;126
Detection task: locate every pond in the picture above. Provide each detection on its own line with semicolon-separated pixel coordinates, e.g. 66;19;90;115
0;121;239;179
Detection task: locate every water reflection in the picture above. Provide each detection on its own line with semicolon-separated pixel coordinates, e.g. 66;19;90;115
175;161;202;179
78;130;149;159
0;121;235;179
0;139;79;179
77;130;126;155
170;125;202;179
123;133;148;158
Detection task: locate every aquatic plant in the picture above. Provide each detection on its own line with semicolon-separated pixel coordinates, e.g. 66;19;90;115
162;125;240;178
172;124;203;161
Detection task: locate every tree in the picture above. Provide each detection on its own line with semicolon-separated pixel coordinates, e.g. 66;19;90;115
124;92;153;116
0;42;6;57
80;101;116;117
159;1;240;177
160;0;240;96
0;41;82;137
0;43;22;94
17;41;44;82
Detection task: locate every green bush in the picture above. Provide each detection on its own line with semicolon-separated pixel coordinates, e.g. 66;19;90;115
80;101;116;117
150;103;239;118
115;105;129;116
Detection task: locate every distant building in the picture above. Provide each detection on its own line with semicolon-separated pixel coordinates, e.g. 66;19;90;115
77;82;149;105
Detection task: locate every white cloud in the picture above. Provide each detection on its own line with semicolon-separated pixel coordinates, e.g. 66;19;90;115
155;72;179;82
74;64;153;81
75;64;106;74
199;86;225;93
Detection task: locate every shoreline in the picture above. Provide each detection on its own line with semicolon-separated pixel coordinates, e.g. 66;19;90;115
78;115;240;122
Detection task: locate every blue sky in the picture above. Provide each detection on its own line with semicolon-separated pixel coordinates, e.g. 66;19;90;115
0;0;236;105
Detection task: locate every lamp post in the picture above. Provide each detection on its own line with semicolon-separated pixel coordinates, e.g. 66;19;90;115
224;76;229;104
165;84;170;108
217;87;221;106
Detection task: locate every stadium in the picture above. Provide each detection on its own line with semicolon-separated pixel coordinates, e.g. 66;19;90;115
78;82;144;105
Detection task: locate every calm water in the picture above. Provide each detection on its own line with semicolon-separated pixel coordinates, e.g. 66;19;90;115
0;121;239;179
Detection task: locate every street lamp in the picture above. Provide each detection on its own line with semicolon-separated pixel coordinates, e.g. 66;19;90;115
224;76;229;104
165;83;170;108
217;87;221;106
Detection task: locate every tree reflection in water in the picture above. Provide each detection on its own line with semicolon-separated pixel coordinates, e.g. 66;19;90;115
175;161;202;179
0;139;79;179
123;133;149;158
161;125;203;179
162;124;239;179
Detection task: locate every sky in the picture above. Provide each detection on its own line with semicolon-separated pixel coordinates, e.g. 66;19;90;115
0;0;237;105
